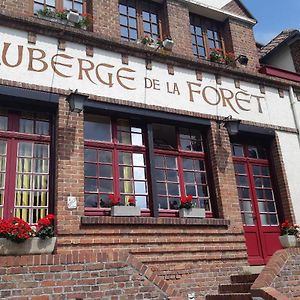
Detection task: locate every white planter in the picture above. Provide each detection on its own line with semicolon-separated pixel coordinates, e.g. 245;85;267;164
279;235;297;248
111;206;141;217
0;237;56;256
179;208;205;218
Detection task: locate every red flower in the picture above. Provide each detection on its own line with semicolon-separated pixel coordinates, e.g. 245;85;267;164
109;194;120;206
46;214;55;221
128;197;136;206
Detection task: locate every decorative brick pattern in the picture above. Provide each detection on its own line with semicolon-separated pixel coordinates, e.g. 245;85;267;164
251;248;300;299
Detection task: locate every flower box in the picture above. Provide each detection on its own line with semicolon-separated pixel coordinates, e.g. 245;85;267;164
0;237;56;256
279;235;297;248
111;206;141;217
179;208;205;218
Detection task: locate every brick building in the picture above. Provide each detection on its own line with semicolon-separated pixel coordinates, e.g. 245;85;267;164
0;0;300;299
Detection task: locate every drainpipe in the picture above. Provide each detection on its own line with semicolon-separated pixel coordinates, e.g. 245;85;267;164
288;86;300;147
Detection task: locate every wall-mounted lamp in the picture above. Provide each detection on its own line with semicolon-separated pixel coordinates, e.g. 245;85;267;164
235;54;249;66
162;37;174;50
217;115;241;135
67;10;80;23
66;90;88;113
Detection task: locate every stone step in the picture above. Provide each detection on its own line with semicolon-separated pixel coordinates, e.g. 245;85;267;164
206;293;253;300
219;283;252;294
230;274;259;284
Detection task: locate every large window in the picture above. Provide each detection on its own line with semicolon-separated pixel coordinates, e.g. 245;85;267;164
154;125;212;216
84;115;148;214
119;0;163;42
190;14;224;59
34;0;85;14
0;110;51;224
84;115;212;217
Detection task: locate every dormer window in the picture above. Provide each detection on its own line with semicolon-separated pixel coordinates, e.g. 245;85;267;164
190;14;224;59
119;0;163;43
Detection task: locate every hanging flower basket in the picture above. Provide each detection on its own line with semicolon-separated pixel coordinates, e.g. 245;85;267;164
0;237;56;256
279;235;297;248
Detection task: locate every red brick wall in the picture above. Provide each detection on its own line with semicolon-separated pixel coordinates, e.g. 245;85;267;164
223;18;260;71
0;0;31;16
252;248;300;299
92;0;120;40
222;0;251;19
0;251;169;299
165;0;194;58
55;97;84;234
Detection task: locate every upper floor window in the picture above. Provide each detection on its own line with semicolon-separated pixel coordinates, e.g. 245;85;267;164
34;0;85;15
119;0;163;42
190;14;224;59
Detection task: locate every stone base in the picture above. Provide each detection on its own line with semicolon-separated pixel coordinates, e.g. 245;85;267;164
0;237;56;256
179;208;205;218
111;206;141;217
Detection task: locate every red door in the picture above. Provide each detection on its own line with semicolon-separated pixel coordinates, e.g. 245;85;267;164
232;143;282;265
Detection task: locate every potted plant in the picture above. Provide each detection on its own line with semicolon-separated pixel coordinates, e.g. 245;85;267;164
179;195;205;218
0;215;56;255
37;8;92;29
279;220;299;248
209;48;224;63
110;195;141;217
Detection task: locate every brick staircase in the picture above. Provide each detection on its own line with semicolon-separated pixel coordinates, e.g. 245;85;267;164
206;273;261;300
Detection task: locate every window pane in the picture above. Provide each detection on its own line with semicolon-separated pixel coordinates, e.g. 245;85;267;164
153;124;177;149
0;116;8;131
85;194;98;208
85;163;97;176
84;115;112;141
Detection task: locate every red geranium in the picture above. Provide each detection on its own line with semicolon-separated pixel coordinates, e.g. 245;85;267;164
109;194;121;206
0;217;34;243
280;220;299;236
128;197;136;207
180;195;193;209
36;214;55;239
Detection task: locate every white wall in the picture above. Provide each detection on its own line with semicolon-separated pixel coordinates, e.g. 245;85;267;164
0;26;296;130
266;45;296;73
277;132;300;224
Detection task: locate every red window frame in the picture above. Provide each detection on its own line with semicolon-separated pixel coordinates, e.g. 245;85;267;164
154;126;212;218
84;116;150;216
0;110;52;224
232;143;279;226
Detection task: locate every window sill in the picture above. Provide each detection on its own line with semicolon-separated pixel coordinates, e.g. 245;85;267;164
81;216;230;227
36;15;88;30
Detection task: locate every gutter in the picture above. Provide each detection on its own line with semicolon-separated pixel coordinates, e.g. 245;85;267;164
288;86;300;147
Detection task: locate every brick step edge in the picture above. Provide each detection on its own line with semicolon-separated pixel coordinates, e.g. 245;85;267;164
230;274;259;284
219;283;252;294
206;293;253;300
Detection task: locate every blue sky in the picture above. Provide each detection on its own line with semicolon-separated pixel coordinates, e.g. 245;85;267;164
242;0;300;45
